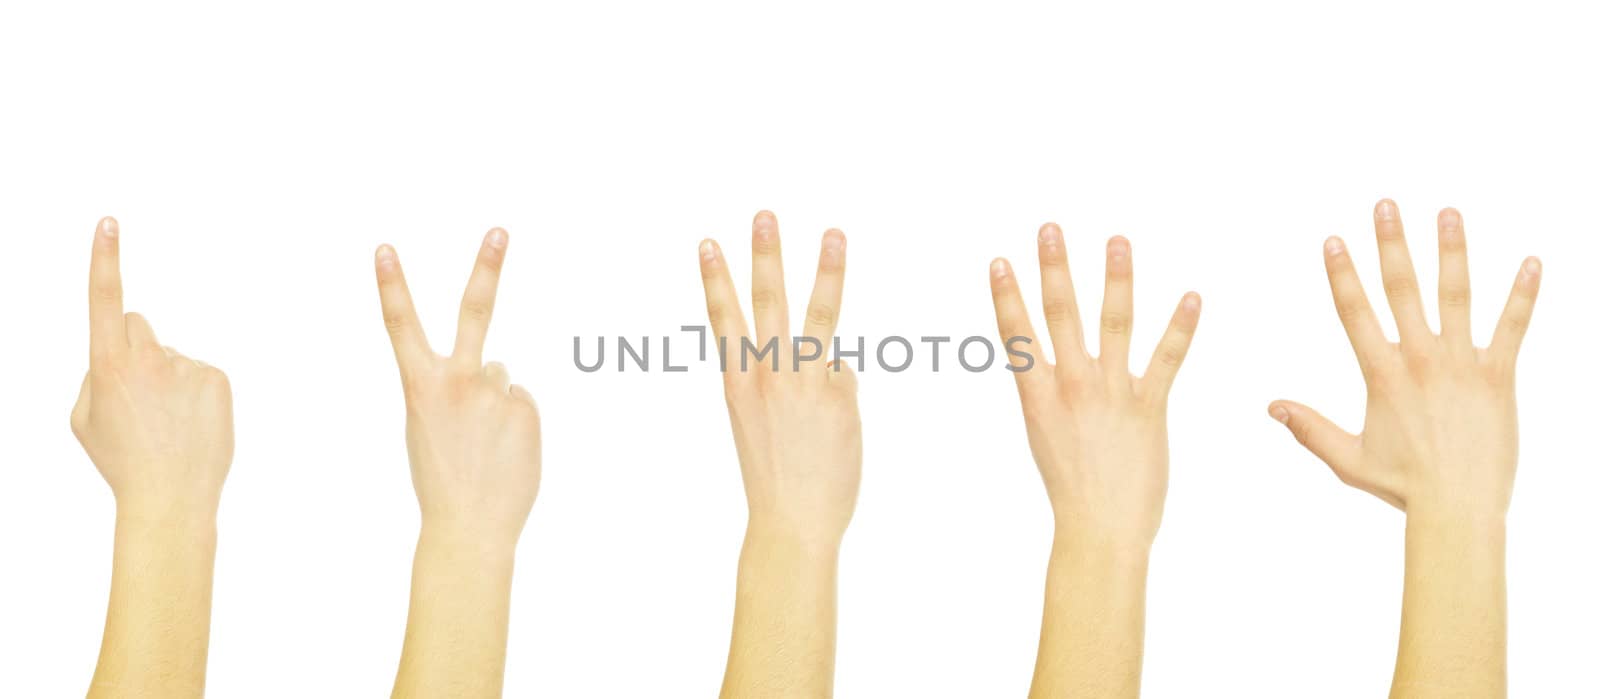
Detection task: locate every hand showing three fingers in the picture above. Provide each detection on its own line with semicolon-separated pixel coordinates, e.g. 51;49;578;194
991;226;1201;546
71;216;234;520
1269;200;1541;518
699;211;861;549
375;229;540;548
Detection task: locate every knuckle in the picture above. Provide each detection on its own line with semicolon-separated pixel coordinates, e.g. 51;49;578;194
805;304;837;328
1383;274;1419;298
749;289;782;311
1335;300;1367;324
384;312;411;333
704;302;734;324
1041;300;1074;324
1440;288;1472;308
92;285;121;304
460;300;492;321
1100;312;1130;335
1155;343;1186;368
1290;422;1313;447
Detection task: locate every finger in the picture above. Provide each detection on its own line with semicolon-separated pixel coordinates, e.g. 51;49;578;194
1372;199;1432;346
1489;257;1542;362
1323;236;1387;370
483;361;511;392
89;217;125;361
750;211;790;361
1098;236;1133;374
826;359;858;393
375;244;432;373
990;258;1045;386
799;229;847;368
698;239;750;373
453;228;509;365
124;312;159;349
1267;401;1362;483
1037;223;1086;370
509;384;535;404
1436;208;1472;347
1141;292;1202;395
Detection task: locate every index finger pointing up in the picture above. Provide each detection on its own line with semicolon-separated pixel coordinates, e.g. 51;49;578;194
453;228;509;365
89;217;125;361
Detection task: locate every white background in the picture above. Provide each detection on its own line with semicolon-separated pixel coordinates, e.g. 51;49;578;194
1;1;1596;696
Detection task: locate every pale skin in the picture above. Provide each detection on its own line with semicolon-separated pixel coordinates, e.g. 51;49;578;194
989;226;1201;699
1269;200;1541;699
376;229;541;699
699;211;862;699
71;217;235;699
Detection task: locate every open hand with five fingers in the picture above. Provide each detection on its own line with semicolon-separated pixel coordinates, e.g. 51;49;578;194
1268;199;1540;697
1269;200;1541;518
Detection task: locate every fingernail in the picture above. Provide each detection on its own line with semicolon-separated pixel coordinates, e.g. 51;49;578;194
822;229;845;255
1182;292;1201;312
486;228;508;250
699;239;719;263
1325;236;1345;256
1438;208;1461;230
1107;236;1129;259
1270;405;1290;424
376;244;397;267
991;258;1010;279
1038;223;1061;246
1523;257;1541;279
99;217;118;239
753;211;777;240
1375;199;1396;220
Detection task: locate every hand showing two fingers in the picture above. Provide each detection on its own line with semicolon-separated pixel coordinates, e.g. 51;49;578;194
991;225;1201;546
375;229;541;546
1270;200;1541;516
70;217;234;520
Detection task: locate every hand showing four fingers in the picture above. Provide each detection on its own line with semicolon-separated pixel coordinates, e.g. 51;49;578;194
1270;200;1541;517
71;217;235;521
990;226;1201;547
375;229;541;548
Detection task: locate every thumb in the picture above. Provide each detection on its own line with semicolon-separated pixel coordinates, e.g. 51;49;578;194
1268;400;1362;480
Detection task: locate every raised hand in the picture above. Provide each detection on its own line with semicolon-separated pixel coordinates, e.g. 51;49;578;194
1268;200;1540;698
73;217;233;698
702;211;861;699
1268;200;1540;517
377;229;540;699
990;225;1199;699
72;216;234;522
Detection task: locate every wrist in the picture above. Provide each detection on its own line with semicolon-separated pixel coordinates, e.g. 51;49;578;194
418;519;520;561
1051;524;1154;571
114;500;218;532
1405;502;1508;533
743;516;843;563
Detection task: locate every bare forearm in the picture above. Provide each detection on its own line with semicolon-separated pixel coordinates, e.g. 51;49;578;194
721;523;841;699
393;525;518;699
1030;529;1151;699
90;514;218;699
1391;508;1507;698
